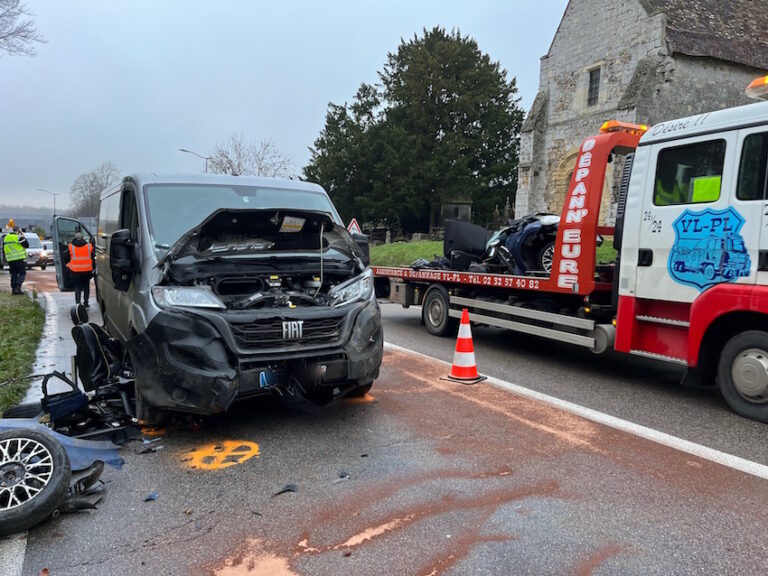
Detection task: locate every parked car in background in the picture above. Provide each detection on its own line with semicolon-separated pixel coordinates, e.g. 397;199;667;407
40;240;54;269
22;233;47;270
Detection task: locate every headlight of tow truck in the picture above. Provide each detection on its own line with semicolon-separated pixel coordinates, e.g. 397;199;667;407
152;286;226;309
328;269;373;307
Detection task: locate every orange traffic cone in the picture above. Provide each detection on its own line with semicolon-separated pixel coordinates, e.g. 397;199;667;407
447;309;485;384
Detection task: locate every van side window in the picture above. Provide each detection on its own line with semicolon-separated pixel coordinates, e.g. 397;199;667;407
653;140;726;206
120;188;139;241
736;132;768;201
97;191;121;249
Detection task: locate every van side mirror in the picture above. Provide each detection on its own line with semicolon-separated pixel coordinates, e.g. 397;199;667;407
351;232;370;267
110;229;135;291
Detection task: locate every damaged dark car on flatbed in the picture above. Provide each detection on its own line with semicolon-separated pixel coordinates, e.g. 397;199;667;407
53;175;383;422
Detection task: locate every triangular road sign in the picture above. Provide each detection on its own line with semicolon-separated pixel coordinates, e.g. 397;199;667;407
347;218;362;235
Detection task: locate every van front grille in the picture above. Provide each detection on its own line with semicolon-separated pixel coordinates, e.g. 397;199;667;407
230;317;344;348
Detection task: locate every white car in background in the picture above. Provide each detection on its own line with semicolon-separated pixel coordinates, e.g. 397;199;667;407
22;233;48;270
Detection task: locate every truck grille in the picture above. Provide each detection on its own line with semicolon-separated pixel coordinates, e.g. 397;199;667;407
231;317;345;348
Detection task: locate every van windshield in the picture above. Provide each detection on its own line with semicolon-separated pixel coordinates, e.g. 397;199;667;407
25;235;42;249
144;184;341;250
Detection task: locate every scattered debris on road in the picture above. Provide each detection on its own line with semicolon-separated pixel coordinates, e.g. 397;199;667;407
135;445;164;454
144;492;159;502
272;484;298;497
333;471;351;484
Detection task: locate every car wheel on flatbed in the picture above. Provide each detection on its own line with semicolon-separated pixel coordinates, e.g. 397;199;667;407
718;330;768;422
0;428;71;536
422;285;456;337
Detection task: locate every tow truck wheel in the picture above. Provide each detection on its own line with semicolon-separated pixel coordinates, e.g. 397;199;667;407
0;429;71;536
422;286;456;337
718;331;768;422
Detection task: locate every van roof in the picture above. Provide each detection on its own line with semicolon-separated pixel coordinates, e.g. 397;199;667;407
639;100;768;146
102;173;328;199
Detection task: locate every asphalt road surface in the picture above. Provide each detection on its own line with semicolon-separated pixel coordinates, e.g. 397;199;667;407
381;302;768;466
9;270;768;575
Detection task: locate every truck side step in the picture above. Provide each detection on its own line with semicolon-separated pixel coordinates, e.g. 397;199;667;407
449;309;596;349
629;349;687;365
635;315;690;328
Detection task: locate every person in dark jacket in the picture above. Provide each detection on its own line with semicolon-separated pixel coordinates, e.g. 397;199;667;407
66;232;94;307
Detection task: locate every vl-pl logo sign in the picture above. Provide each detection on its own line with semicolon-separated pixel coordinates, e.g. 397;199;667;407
669;206;751;291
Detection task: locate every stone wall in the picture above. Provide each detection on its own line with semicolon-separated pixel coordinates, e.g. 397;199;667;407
635;55;757;124
516;0;664;223
516;0;764;226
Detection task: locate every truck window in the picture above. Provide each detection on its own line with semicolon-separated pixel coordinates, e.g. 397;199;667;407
736;132;768;201
653;140;726;206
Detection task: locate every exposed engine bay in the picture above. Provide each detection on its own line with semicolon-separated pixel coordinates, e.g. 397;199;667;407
156;208;370;310
175;267;362;309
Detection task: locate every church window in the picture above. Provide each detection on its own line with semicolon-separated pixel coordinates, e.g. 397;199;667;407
587;68;601;107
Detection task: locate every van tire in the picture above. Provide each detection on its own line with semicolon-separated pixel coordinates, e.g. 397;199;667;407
135;387;168;426
346;382;373;397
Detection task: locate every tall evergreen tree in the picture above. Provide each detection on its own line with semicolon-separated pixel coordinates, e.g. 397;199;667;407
304;27;523;232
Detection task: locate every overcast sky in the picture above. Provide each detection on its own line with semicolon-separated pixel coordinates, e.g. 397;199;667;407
0;0;568;210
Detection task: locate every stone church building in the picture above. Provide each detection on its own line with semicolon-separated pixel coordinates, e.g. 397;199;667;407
514;0;768;223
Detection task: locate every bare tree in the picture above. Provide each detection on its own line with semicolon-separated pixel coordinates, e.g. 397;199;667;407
208;133;291;177
0;0;45;57
70;162;121;217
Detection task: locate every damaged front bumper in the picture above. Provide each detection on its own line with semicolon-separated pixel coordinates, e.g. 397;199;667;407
126;295;383;415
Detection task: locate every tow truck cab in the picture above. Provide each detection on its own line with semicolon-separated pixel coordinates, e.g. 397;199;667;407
615;99;768;421
375;93;768;422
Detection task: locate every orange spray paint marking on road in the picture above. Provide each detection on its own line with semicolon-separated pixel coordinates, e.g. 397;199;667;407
342;393;376;405
182;440;260;470
140;426;166;438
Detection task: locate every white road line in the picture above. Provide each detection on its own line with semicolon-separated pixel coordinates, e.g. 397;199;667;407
384;341;768;481
0;532;27;576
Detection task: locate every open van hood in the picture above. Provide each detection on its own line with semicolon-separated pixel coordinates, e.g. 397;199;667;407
156;209;364;268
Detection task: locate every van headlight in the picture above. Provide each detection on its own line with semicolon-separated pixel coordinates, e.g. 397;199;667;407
152;286;226;309
328;269;373;307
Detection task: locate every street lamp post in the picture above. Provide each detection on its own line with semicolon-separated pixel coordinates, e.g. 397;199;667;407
37;188;59;216
178;148;212;173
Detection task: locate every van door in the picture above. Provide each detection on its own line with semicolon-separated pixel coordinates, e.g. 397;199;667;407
96;188;124;338
114;186;140;339
732;128;768;286
634;132;744;304
53;217;93;292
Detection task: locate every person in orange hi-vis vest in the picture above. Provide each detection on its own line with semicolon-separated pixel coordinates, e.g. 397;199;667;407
66;232;94;308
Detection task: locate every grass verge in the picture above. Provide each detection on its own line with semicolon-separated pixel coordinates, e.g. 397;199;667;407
0;292;45;415
371;239;619;267
370;240;443;266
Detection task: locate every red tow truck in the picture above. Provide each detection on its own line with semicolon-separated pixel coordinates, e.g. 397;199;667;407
374;91;768;423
